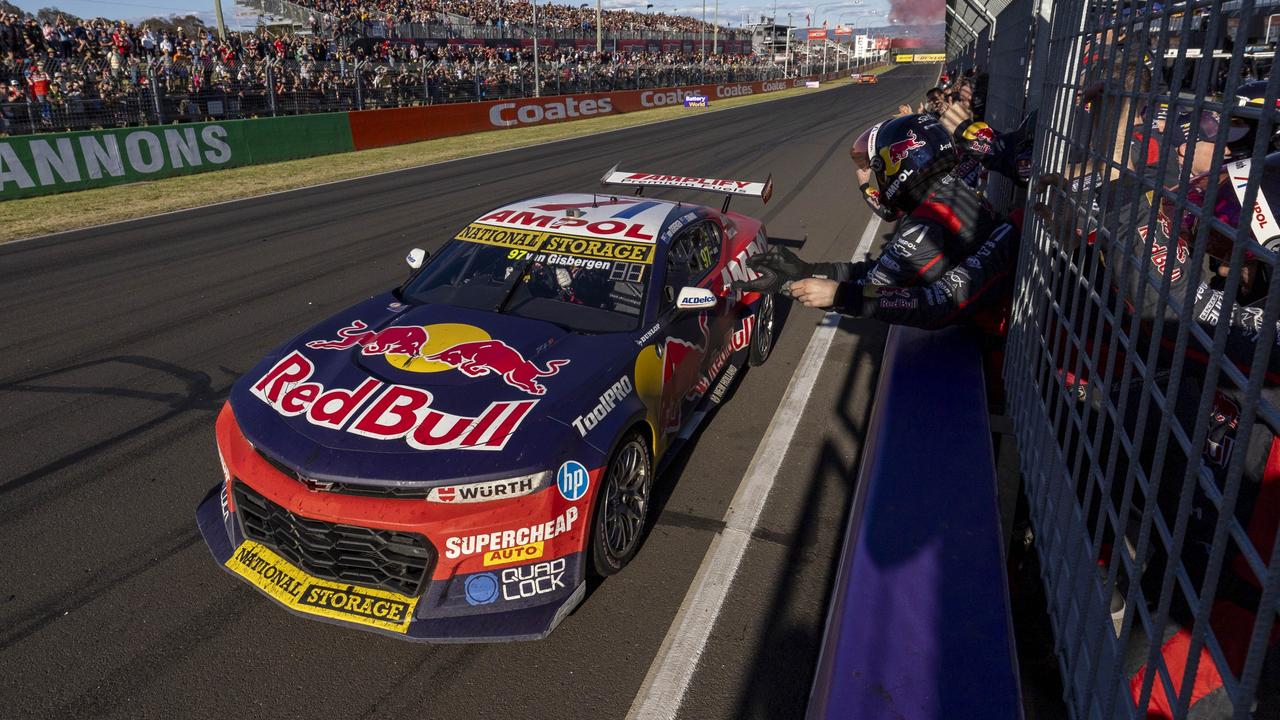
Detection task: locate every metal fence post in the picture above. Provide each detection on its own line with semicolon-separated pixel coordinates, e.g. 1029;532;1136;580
266;63;278;117
355;62;364;110
148;65;164;124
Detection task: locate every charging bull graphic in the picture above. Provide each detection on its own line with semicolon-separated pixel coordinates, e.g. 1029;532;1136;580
306;321;569;395
881;131;927;174
305;320;429;356
424;340;569;396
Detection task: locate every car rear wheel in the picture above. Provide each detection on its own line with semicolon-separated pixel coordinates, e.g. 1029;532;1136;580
749;293;775;367
589;432;653;577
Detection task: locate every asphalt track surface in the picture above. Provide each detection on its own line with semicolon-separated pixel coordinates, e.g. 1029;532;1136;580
0;65;939;720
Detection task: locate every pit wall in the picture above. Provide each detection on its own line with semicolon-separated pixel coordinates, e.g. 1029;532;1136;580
0;70;865;200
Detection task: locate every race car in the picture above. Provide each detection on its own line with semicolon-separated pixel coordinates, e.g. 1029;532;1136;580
196;167;778;642
858;74;878;84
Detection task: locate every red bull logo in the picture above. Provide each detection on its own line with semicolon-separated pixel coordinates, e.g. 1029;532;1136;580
250;352;536;452
305;321;570;395
424;340;570;396
963;122;996;143
306;321;430;357
880;131;926;175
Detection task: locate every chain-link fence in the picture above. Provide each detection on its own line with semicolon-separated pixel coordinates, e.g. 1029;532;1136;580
947;0;1280;717
0;55;788;137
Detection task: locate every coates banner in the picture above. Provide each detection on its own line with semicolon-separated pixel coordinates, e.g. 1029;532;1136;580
347;76;820;150
807;29;828;40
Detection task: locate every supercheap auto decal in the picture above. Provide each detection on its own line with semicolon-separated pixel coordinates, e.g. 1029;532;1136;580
226;540;419;633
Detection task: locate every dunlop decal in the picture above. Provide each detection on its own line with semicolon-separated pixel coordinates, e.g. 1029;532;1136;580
455;223;655;264
226;540;418;633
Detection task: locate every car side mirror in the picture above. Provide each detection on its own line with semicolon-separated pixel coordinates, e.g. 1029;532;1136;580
676;287;717;310
406;248;428;270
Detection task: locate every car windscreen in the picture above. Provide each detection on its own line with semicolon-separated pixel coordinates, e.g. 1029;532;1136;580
401;225;653;333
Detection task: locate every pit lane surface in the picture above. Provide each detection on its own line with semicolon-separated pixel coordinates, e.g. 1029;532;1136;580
0;64;938;720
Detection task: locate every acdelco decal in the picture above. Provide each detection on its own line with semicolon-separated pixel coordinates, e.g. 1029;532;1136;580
489;97;615;127
227;541;418;632
251;351;535;451
444;506;580;559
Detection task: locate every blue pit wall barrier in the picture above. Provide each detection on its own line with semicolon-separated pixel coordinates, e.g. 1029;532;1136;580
807;325;1023;720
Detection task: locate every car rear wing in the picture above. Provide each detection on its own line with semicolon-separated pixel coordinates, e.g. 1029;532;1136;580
600;164;773;212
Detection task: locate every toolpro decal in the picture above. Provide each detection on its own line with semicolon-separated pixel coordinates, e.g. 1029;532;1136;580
572;375;633;436
556;461;590;501
444;507;580;559
426;474;543;503
226;541;418;632
305;321;570;395
250;351;536;451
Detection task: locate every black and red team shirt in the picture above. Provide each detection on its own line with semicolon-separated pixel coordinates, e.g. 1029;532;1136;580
827;175;1020;329
1075;169;1280;381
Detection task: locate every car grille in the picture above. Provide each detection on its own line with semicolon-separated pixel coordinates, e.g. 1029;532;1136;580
254;447;433;498
233;481;434;597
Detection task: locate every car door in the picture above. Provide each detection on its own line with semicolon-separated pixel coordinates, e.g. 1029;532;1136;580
652;220;731;437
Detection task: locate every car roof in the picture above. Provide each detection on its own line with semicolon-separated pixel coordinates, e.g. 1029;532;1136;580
468;193;712;247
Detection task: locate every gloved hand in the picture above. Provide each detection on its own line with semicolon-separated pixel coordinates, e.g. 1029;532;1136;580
730;247;836;293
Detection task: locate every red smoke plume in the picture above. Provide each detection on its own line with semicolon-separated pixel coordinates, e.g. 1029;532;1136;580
888;0;944;25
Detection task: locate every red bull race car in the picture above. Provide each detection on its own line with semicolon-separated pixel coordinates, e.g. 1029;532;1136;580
196;167;777;641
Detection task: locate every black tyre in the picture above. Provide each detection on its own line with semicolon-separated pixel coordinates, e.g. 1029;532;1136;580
748;293;775;367
588;432;654;577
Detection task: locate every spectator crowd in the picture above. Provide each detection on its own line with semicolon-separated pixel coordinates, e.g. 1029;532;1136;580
288;0;729;38
0;4;782;136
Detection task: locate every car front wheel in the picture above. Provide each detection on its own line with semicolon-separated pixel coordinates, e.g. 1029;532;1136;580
749;293;775;367
589;432;653;577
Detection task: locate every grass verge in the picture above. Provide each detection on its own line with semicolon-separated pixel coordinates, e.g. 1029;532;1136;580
2;68;889;242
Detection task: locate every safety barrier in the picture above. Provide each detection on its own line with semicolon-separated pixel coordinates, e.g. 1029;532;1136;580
0;71;862;200
946;0;1280;717
808;325;1021;720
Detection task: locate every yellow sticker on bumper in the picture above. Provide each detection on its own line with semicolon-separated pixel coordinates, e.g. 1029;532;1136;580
482;541;544;567
226;541;419;633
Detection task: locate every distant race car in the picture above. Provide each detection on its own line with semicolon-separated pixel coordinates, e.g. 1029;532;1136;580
859;74;878;84
196;167;778;642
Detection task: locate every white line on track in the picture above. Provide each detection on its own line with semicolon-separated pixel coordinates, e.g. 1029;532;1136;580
626;217;881;720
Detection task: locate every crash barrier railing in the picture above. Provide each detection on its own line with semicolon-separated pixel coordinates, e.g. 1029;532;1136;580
944;0;1280;716
0;70;858;201
0;58;805;138
807;324;1021;720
